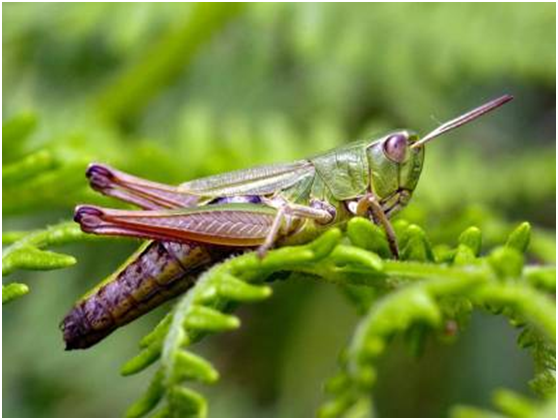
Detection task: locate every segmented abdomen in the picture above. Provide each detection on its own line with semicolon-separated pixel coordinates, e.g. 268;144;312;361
61;241;231;350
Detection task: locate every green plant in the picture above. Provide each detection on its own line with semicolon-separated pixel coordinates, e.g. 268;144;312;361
2;3;555;417
2;222;88;304
4;119;553;415
118;218;555;417
2;113;113;304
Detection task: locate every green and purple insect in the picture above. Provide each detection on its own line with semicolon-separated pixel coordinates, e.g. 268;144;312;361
62;95;513;350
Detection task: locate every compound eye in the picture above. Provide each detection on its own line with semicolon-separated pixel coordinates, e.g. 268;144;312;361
383;133;408;163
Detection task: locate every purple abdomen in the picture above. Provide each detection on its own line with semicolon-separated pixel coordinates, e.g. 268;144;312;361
61;241;231;350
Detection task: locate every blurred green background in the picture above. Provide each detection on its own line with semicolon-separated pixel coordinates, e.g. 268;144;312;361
2;3;555;417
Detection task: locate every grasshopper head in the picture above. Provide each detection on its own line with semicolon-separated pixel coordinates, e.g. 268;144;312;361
365;94;514;215
366;130;424;213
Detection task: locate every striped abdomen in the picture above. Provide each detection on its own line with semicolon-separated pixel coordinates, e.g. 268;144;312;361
61;241;231;350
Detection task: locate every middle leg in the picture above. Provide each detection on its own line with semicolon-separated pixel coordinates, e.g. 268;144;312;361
257;199;336;258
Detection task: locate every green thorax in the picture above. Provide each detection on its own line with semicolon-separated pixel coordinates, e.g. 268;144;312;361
309;140;370;200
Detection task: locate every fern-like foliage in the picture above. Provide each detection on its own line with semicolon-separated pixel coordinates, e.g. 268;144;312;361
2;112;125;305
2;113;98;216
122;229;343;417
2;113;86;303
320;221;555;417
122;218;555;417
451;388;556;418
2;222;102;304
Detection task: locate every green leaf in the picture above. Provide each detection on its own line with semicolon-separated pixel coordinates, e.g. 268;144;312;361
524;266;556;292
216;274;272;302
347;217;391;258
506;222;531;253
2;221;99;303
487;246;524;279
185;305;240;332
121;343;162;376
168;387;207;417
2;247;76;276
401;224;435;262
2;283;30;304
174;350;219;383
458;226;483;255
125;369;165;418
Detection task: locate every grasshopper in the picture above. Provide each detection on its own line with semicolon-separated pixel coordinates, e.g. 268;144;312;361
62;95;512;349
